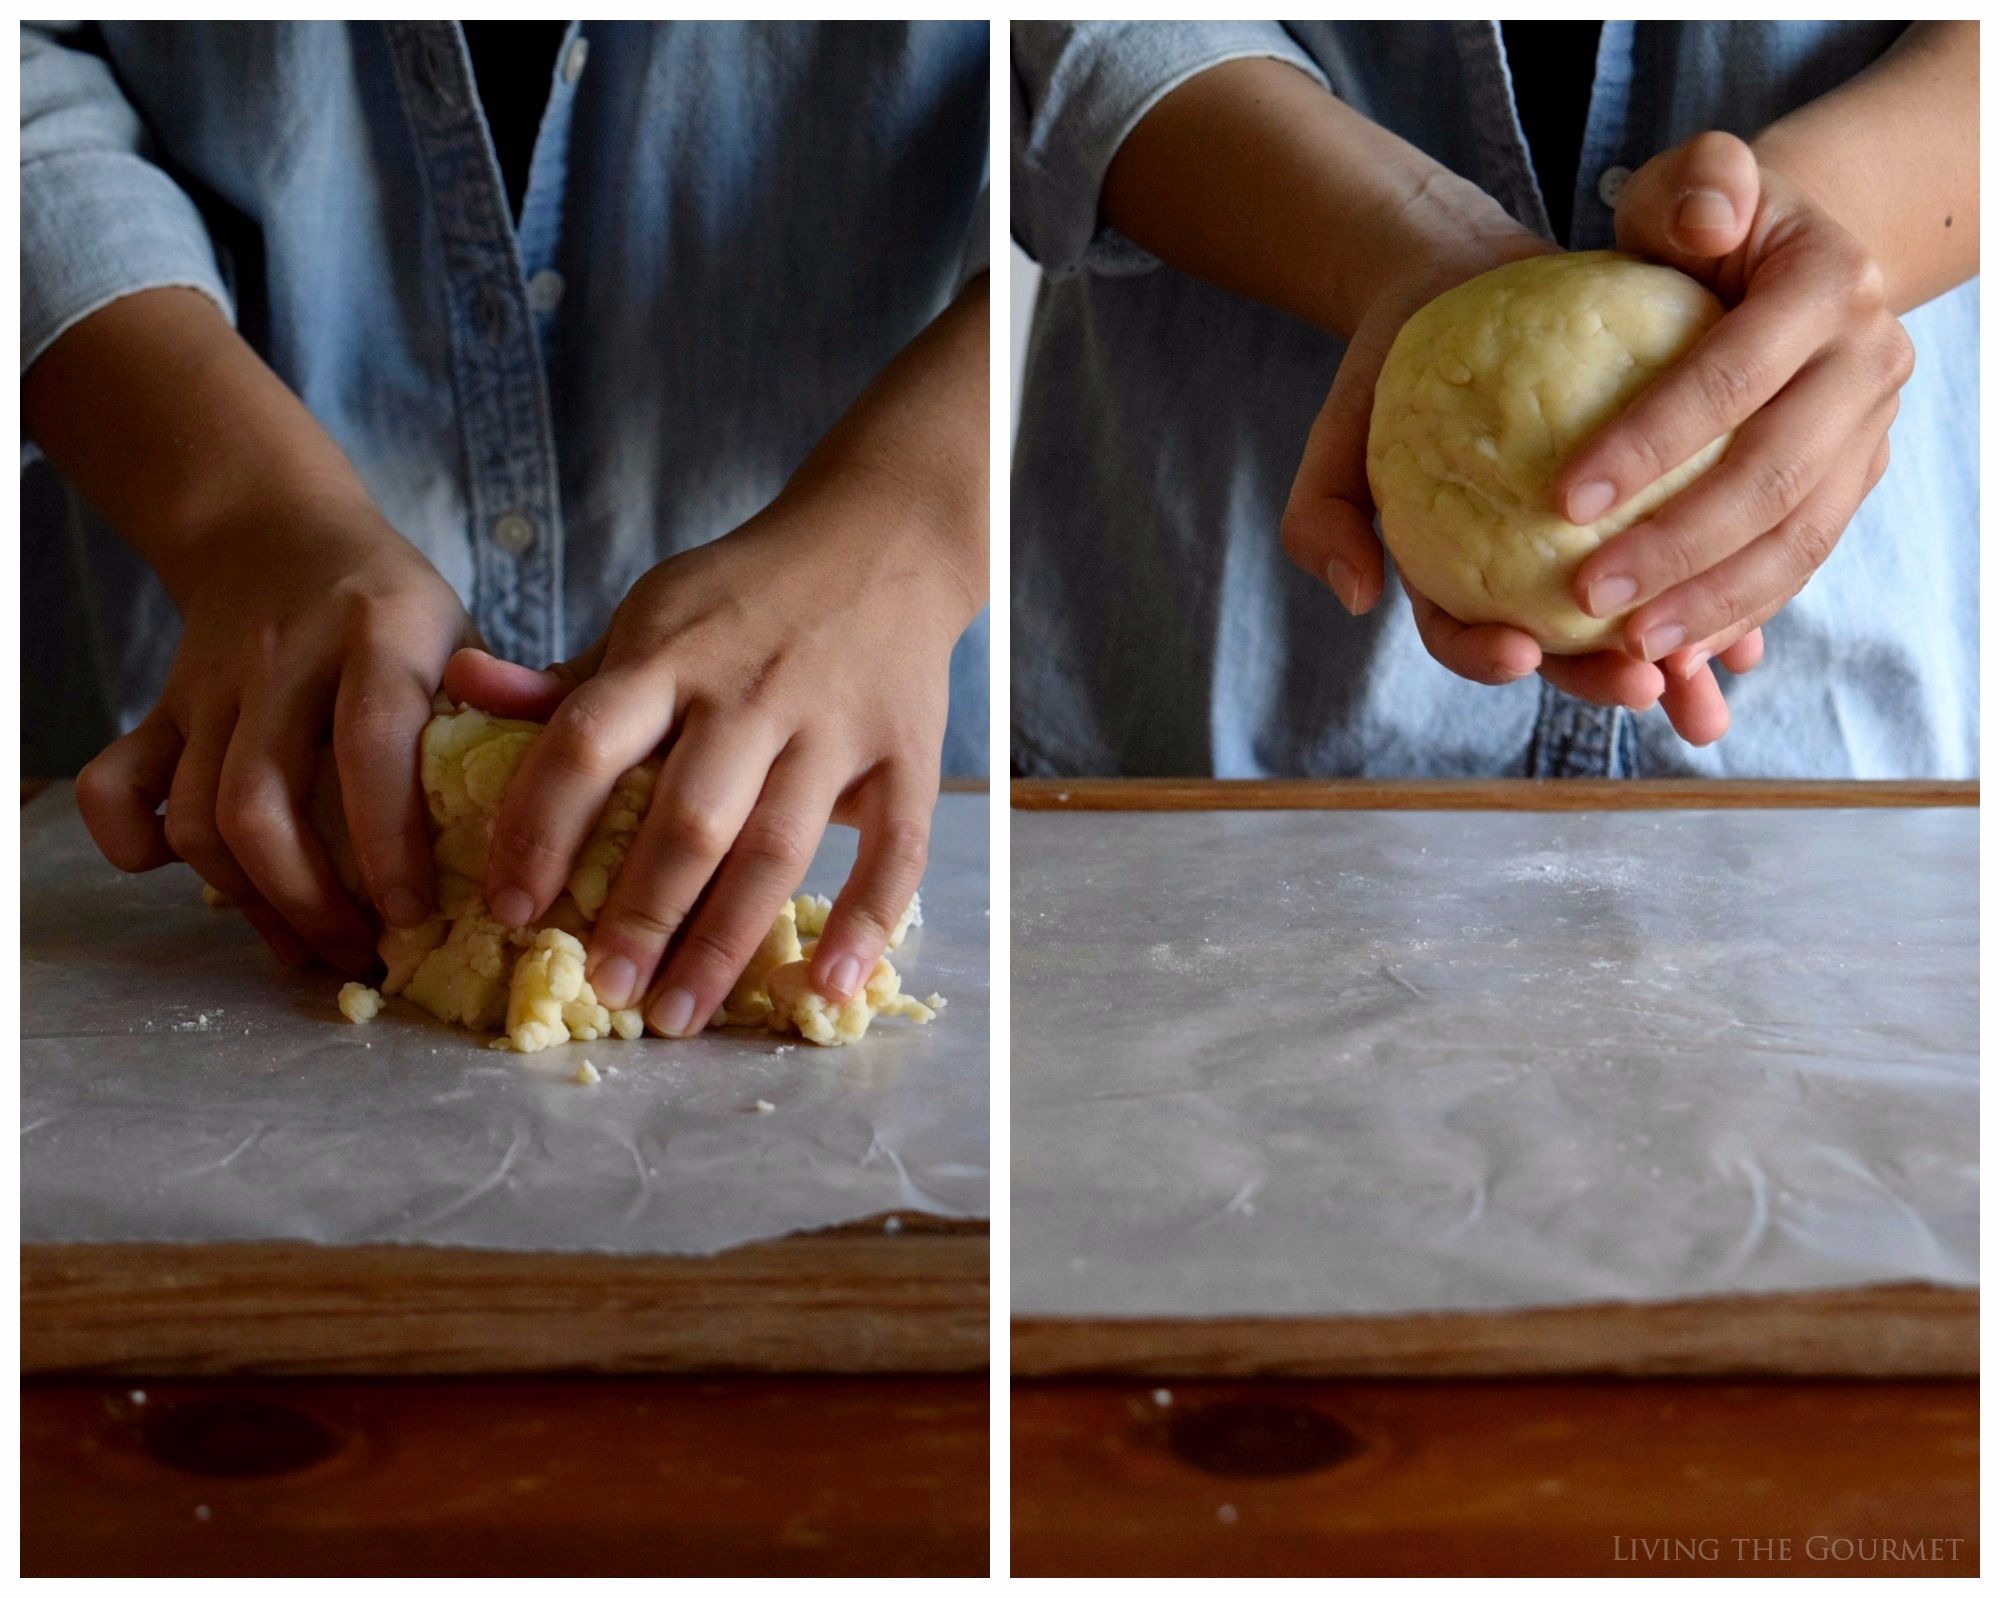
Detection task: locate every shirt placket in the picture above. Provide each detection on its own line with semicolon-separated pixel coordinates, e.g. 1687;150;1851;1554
385;21;565;668
1473;18;1638;776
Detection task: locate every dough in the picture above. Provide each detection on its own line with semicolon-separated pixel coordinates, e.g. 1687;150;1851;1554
1366;251;1731;652
294;705;936;1051
337;982;382;1023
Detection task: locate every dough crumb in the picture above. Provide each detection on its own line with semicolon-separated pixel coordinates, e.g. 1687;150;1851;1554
338;983;383;1024
753;1099;776;1114
572;1059;601;1086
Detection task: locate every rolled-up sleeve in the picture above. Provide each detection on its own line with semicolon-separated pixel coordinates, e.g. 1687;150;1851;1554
1011;22;1328;278
21;23;233;375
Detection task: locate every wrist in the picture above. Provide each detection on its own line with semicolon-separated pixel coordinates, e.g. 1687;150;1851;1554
146;462;392;611
785;446;988;631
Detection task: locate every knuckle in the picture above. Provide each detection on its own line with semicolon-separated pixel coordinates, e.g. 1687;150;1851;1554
1841;250;1889;315
604;896;684;946
1748;449;1813;520
543;709;622;783
74;755;120;817
215;780;287;852
163;807;221;865
335;693;414;761
1867;441;1893;491
675;920;748;978
494;819;569;871
873;816;931;880
1877;323;1916;388
1640;521;1704;590
1690;355;1757;424
1786;507;1842;573
660;794;734;859
1676;572;1739;638
734;811;814;874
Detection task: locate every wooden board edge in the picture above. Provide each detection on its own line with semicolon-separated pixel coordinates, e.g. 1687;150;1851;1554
1011;778;1978;812
1010;1283;1977;1379
24;1222;990;1377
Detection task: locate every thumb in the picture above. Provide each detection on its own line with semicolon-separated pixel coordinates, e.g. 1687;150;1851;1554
1614;130;1759;272
1279;330;1391;616
440;642;605;722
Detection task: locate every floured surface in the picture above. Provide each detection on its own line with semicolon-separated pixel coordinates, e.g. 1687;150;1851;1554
22;787;988;1254
1012;806;1975;1318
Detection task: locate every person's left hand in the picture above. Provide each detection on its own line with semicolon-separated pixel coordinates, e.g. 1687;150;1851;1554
442;453;981;1040
1552;130;1915;729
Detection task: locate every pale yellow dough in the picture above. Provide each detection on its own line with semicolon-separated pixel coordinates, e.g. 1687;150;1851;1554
337;982;382;1024
308;706;936;1051
1366;251;1732;652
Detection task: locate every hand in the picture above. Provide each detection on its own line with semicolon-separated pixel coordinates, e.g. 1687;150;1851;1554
446;453;981;1039
1279;207;1734;739
78;484;475;973
1558;131;1913;697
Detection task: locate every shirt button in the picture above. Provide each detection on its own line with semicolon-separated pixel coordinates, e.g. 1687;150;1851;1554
526;269;565;315
492;512;537;555
562;36;589;84
1596;165;1633;208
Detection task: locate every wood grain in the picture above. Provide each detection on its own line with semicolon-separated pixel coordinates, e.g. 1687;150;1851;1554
1012;777;1977;811
1013;1282;1974;1379
24;1217;987;1377
24;1374;988;1576
1012;1376;1977;1576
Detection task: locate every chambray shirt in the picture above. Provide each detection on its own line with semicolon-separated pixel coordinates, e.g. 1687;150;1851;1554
1012;22;1978;778
22;21;990;775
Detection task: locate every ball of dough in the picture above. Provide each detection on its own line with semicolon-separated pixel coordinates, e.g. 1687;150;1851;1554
1366;251;1731;652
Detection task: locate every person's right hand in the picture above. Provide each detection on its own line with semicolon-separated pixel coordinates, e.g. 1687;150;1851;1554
1278;198;1749;746
77;484;475;973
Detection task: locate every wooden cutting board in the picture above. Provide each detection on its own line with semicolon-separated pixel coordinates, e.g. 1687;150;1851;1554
23;1215;987;1377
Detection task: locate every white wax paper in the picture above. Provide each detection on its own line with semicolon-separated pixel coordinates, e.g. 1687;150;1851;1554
1012;806;1974;1317
23;787;988;1253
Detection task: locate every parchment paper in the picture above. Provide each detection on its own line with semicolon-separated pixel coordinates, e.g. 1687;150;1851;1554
1013;806;1975;1318
23;786;988;1254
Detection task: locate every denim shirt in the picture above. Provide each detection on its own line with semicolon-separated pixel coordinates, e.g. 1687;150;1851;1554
1012;21;1978;778
22;21;991;775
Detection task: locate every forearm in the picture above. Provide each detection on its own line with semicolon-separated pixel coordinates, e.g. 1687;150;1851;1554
22;287;381;604
1751;21;1978;313
793;272;989;621
1099;57;1521;338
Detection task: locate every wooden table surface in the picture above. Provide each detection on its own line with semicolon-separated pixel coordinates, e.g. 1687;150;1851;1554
1009;775;1977;1576
24;1375;988;1577
1012;1377;1974;1576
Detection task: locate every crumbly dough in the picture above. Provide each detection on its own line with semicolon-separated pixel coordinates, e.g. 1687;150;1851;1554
337;982;382;1023
1366;251;1732;652
308;706;936;1051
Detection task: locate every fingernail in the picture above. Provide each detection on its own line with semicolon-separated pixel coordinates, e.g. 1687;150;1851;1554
1586;574;1638;617
1677;187;1736;234
1682;648;1714;680
592;955;637;1009
652;987;696;1038
1568;480;1617;524
824;955;863;1001
1325;557;1360;614
1638;622;1687;660
490;886;534;928
383;888;427;928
